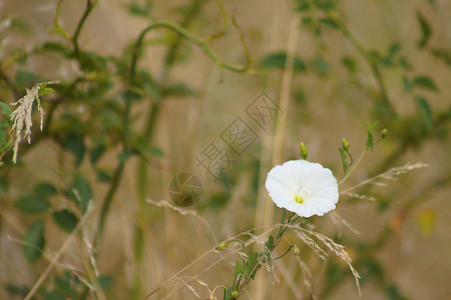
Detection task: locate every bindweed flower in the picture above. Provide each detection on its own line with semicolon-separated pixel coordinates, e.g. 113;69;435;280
265;160;339;218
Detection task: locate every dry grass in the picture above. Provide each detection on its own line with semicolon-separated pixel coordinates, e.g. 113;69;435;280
1;1;451;300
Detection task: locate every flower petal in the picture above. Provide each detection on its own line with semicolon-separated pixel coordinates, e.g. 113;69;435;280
265;160;339;218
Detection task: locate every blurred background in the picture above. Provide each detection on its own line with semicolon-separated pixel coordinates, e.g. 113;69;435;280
1;0;450;299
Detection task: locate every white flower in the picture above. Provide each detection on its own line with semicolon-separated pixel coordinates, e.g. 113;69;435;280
265;160;339;217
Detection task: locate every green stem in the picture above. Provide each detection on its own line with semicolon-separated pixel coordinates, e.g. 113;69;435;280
93;86;133;253
339;147;367;186
273;245;294;260
276;209;287;239
130;21;256;80
94;161;124;248
72;0;98;58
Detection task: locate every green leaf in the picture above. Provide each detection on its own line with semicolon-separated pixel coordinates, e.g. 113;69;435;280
35;182;58;197
341;56;357;73
42;290;66;300
402;76;413;92
71;174;92;214
38;87;55;97
90;144;105;164
0;102;12;118
23;220;45;263
311;56;329;76
127;3;152;17
148;147;164;157
135;139;164;158
384;284;408;300
98;275;114;290
259;52;307;72
315;0;338;10
415;95;433;130
15;194;50;214
388;43;401;58
118;150;131;162
265;235;274;252
412;76;438;92
0;177;8;194
243;253;259;279
224;285;234;300
15;70;41;86
365;121;379;150
134;71;159;99
318;18;339;29
295;0;311;11
161;83;197;97
0;127;7;147
366;121;379;132
338;148;348;173
234;261;243;278
54;272;80;298
417;11;432;48
52;209;78;233
366;131;374;150
79;50;107;72
5;284;28;297
63;134;86;167
96;168;112;182
301;16;314;26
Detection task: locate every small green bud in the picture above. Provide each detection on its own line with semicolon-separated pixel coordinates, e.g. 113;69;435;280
381;129;388;139
300;143;308;160
342;138;350;151
215;242;227;251
293;245;300;256
231;290;239;299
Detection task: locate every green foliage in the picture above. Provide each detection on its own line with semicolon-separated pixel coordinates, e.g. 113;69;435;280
69;174;92;214
259;52;307;71
98;275;114;290
338;148;349;173
417;11;432;48
0;177;7;193
1;0;450;299
52;209;79;232
15;70;41;86
338;138;352;174
365;121;379;150
35;182;58;197
126;2;152;17
242;253;259;280
384;285;409;300
341;56;358;73
414;95;433;130
63;134;86;166
22;220;45;263
14;194;50;214
0;102;12;118
412;76;438;92
53;272;81;298
41;290;66;300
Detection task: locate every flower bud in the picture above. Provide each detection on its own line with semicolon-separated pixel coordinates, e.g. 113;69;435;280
300;143;308;160
381;129;388;139
231;290;239;299
293;245;300;256
215;242;227;251
342;138;350;151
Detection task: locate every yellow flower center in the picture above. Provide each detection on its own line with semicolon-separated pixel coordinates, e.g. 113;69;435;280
294;194;304;204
